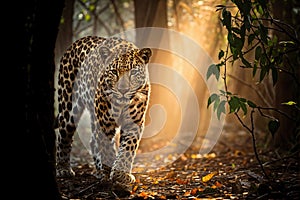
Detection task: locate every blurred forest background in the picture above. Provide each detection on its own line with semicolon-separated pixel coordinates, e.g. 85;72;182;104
14;0;299;199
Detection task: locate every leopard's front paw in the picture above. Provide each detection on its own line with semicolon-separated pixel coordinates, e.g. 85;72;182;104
111;170;136;184
110;171;135;197
110;170;135;196
92;169;111;183
56;167;75;178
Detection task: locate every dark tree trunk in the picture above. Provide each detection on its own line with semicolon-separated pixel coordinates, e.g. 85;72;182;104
55;0;74;66
11;0;65;199
134;0;168;44
134;0;167;28
272;0;300;149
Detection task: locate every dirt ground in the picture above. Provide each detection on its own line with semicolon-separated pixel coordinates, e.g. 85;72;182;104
57;125;300;200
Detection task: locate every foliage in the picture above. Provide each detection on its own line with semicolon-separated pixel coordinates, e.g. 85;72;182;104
74;0;134;38
207;0;300;177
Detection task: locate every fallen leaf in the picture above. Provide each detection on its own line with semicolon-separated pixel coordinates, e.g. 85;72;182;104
138;191;148;198
191;188;203;196
191;154;202;159
132;185;138;193
176;178;189;184
183;191;191;196
204;153;216;158
214;181;223;188
202;171;217;182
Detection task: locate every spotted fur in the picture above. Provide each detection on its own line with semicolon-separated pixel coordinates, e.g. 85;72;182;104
55;36;151;191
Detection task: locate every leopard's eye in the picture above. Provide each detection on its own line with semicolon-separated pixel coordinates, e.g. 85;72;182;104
130;69;139;76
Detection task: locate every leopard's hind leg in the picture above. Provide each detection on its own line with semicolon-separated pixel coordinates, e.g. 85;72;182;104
55;95;85;177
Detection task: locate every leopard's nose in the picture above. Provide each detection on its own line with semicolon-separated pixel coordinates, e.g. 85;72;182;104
117;75;130;94
119;87;130;94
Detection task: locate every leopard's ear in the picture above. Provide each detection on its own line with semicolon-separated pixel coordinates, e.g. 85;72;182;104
99;46;112;62
138;48;152;64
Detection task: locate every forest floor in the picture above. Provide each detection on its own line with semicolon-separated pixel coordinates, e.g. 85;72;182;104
57;124;300;200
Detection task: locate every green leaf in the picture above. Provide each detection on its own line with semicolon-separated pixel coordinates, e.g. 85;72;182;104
255;46;262;60
84;13;91;21
256;4;264;15
214;96;220;111
260;53;267;66
268;119;280;137
281;101;297;106
259;68;267;82
222;9;232;30
207;93;218;108
89;4;95;11
241;57;252;68
206;64;214;80
228;32;234;45
228;96;240;113
253;62;258;77
228;33;244;60
240;102;247;115
248;33;255;45
206;64;220;80
259;24;268;44
247;100;257;108
60;17;65;24
217;100;226;120
230;46;238;60
232;33;244;51
218;50;225;60
240;23;246;41
239;98;247;102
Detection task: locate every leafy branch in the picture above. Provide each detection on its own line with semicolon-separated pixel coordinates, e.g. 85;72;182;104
207;0;300;178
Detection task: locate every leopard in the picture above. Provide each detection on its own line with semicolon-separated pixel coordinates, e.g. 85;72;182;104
55;35;152;193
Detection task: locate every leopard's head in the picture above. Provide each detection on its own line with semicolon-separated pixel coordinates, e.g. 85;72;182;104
100;46;152;101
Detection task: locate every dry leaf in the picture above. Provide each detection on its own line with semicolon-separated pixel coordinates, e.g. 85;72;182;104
214;181;223;188
202;171;217;182
132;185;138;193
176;178;189;184
191;188;199;196
183;191;191;196
138;191;148;198
191;154;202;159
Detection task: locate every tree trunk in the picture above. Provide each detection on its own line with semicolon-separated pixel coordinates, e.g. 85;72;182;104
134;0;168;44
54;0;75;117
11;0;65;198
55;0;74;67
272;0;300;149
134;0;167;28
